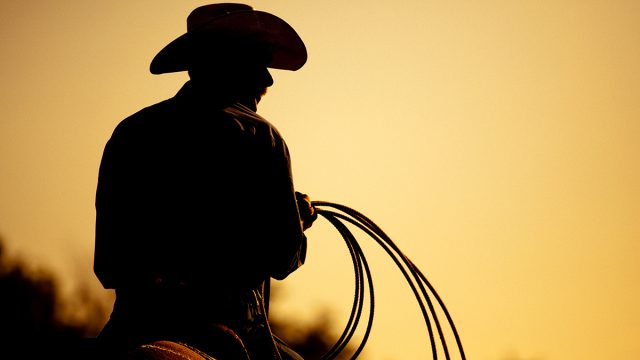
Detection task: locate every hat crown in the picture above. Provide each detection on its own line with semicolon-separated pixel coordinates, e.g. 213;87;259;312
187;3;254;32
151;3;307;73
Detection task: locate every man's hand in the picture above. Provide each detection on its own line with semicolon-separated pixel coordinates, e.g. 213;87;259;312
295;192;317;231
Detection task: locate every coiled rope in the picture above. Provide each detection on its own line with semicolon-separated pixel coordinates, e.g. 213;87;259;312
312;201;466;360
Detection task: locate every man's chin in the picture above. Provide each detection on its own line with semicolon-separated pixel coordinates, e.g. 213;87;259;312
255;88;268;103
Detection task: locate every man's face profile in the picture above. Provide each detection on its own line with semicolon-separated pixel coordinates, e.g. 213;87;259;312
188;41;274;106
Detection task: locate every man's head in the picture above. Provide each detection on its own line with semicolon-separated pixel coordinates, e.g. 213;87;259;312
186;37;275;108
150;4;305;109
150;3;307;74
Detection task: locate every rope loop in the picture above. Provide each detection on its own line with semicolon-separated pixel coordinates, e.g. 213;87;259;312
311;201;466;360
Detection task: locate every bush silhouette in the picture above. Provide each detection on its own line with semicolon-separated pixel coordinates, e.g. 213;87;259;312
0;236;359;358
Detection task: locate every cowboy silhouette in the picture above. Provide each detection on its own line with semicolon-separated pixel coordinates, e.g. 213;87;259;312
94;4;315;359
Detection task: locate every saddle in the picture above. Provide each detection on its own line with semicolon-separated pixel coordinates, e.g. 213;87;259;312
122;324;249;359
124;340;223;360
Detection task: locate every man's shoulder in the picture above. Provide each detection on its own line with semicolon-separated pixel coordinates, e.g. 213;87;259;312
115;97;177;133
223;104;284;141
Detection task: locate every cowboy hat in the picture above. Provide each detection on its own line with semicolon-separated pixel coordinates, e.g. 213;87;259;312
150;3;307;74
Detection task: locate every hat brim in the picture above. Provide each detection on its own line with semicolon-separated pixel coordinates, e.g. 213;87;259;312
150;11;307;74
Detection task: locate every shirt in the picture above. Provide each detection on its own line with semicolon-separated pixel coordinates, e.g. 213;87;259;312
94;81;306;290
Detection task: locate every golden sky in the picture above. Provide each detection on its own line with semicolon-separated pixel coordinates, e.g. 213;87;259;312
1;1;639;359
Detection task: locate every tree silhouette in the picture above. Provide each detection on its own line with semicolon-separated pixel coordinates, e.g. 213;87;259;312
270;307;354;359
0;235;358;359
0;236;104;356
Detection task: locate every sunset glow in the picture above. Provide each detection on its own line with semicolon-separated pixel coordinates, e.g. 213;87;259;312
1;1;639;359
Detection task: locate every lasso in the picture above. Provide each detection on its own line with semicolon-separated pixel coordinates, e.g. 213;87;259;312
312;201;466;360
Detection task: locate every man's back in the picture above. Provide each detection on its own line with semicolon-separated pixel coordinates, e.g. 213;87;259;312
94;82;306;290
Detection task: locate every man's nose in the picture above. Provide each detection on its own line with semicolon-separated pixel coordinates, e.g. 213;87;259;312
260;68;274;88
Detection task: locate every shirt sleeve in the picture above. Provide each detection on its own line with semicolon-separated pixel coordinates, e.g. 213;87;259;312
266;135;307;279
